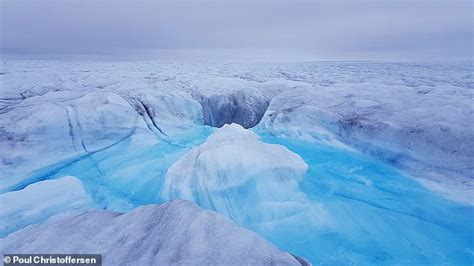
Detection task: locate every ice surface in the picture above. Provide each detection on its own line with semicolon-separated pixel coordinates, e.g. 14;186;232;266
2;61;472;202
1;60;473;264
256;77;474;203
0;200;303;266
161;124;326;228
0;176;93;237
0;70;204;193
0;89;158;193
256;134;473;264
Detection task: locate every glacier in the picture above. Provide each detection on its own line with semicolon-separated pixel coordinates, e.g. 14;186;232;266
1;60;473;264
161;123;326;229
1;200;306;265
0;176;94;237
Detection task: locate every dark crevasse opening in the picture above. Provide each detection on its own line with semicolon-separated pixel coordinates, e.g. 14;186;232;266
197;91;269;129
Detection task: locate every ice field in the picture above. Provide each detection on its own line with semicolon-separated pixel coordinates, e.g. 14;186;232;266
1;60;473;264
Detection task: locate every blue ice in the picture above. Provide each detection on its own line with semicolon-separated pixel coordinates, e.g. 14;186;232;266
11;126;474;265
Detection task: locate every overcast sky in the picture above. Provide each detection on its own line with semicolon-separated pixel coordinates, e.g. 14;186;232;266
1;0;472;61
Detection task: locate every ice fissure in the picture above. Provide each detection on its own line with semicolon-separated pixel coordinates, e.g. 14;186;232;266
124;95;169;137
196;91;269;128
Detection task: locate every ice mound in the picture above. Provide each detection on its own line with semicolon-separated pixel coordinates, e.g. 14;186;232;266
0;176;93;237
161;124;325;227
0;85;202;192
1;200;305;265
0;90;157;192
258;84;474;204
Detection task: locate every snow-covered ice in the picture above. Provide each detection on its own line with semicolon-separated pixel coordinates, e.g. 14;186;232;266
1;60;473;264
161;124;326;228
0;176;93;237
256;75;474;204
1;200;304;266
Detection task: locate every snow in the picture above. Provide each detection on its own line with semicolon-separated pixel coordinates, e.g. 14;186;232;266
0;200;303;266
1;60;473;264
0;69;203;193
0;89;158;193
161;124;326;228
256;73;474;204
0;176;93;237
2;61;472;201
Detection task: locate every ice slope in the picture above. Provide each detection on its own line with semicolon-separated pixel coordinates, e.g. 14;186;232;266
0;69;204;193
161;124;326;228
0;200;305;266
0;176;93;237
1;60;473;264
2;61;472;202
160;125;472;265
256;134;473;264
0;89;156;192
3;60;471;202
257;80;474;204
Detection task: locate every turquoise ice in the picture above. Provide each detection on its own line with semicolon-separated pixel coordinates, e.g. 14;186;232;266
1;60;473;264
6;124;472;264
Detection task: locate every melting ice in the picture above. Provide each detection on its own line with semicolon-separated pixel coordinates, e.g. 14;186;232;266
1;60;473;264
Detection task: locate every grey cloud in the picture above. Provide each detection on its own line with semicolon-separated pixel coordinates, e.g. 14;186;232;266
1;0;472;60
